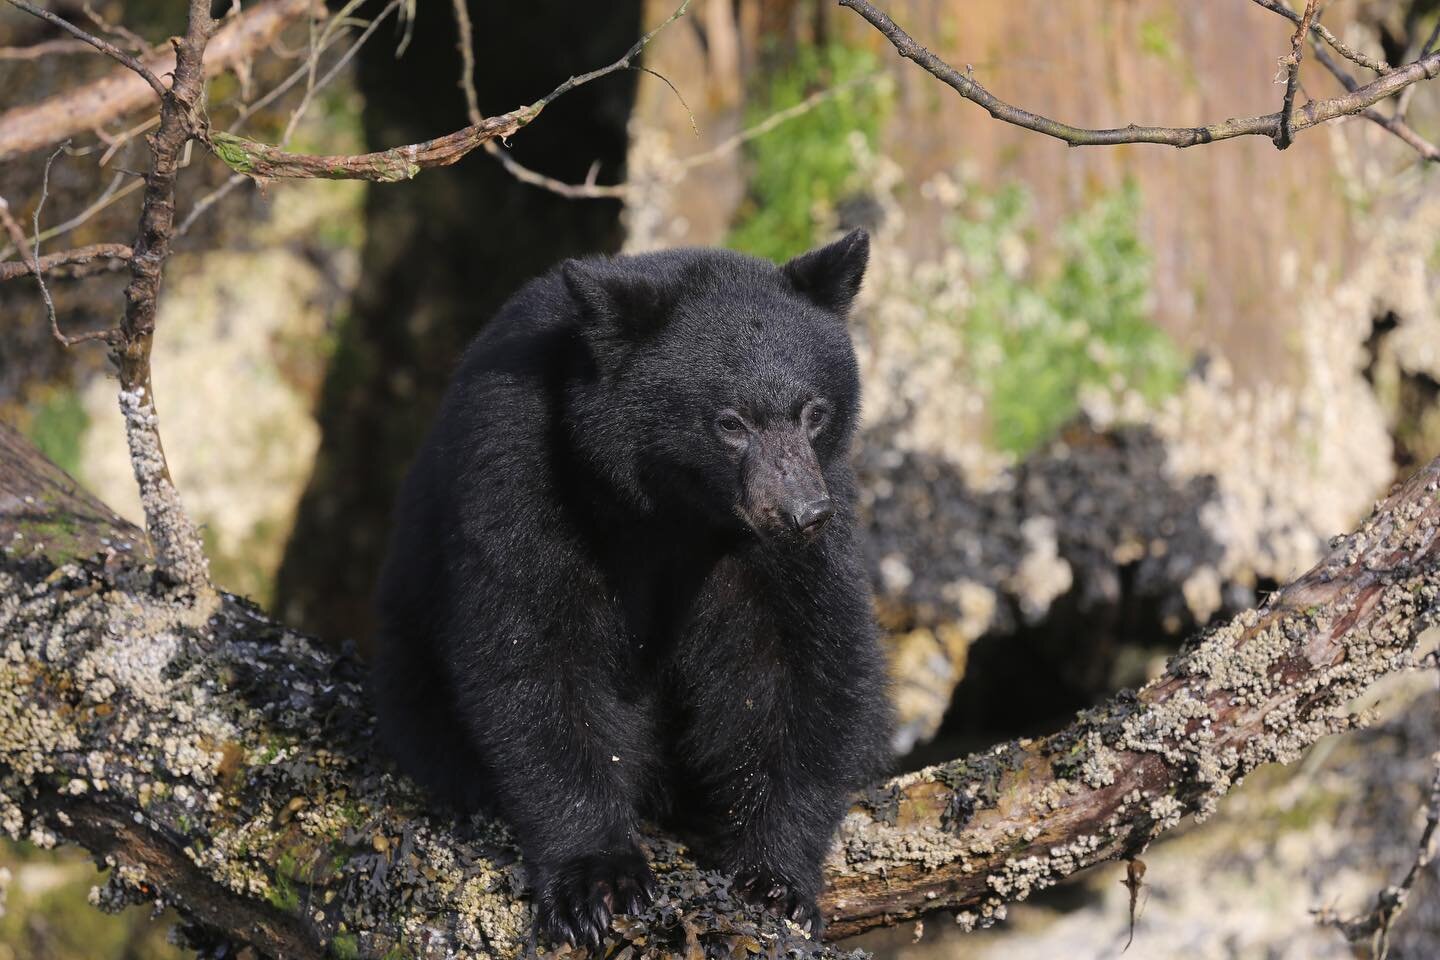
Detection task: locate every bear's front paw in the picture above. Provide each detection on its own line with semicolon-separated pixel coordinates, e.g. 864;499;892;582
733;869;823;934
536;847;655;950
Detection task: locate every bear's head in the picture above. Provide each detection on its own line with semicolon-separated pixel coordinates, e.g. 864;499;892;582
562;230;869;545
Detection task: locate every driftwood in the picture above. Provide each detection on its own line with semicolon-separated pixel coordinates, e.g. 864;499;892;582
1;422;1436;957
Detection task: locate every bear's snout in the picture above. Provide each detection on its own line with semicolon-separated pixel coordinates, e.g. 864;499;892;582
739;428;832;541
791;498;835;536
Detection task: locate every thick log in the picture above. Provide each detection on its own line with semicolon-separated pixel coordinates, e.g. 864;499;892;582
0;420;1435;957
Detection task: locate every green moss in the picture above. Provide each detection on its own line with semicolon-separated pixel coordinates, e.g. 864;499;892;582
18;514;83;565
330;931;360;959
210;132;259;175
727;44;890;262
25;387;90;477
265;852;302;913
946;180;1186;455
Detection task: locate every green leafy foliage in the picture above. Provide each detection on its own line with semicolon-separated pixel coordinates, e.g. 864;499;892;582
727;45;889;262
947;181;1186;455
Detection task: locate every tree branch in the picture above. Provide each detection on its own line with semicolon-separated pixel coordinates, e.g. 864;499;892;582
0;37;98;61
838;0;1440;150
0;242;132;282
0;424;1435;955
111;0;216;592
206;1;691;183
0;0;315;161
1249;0;1391;74
205;110;536;182
1274;0;1320;149
1317;752;1440;957
1310;39;1440;163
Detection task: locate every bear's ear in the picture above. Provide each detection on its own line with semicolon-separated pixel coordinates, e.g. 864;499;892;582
561;258;673;340
782;228;869;315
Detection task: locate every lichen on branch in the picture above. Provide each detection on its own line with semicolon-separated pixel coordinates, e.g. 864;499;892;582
0;427;1436;955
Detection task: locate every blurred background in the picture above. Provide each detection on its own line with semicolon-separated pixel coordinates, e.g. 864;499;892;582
1;0;1438;957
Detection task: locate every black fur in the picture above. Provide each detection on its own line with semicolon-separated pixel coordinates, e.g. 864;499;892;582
371;231;894;948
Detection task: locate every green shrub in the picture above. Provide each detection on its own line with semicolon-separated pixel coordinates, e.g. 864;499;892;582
947;181;1186;455
727;45;890;262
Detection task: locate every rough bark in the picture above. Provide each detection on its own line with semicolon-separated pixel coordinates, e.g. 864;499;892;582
1;423;1436;956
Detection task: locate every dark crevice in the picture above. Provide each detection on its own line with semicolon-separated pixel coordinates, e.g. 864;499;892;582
272;0;644;648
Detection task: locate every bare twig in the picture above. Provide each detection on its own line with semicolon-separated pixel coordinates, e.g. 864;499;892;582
35;145;93;346
671;78;873;174
0;174;142;261
839;0;1440;150
1317;753;1440;959
3;0;167;97
1395;19;1440;121
95;115;161;167
449;0;861;200
481;75;870;199
1249;0;1391;74
176;0;402;238
0;198;31;265
80;0;152;55
0;242;132;281
0;153;121;345
1311;40;1440;162
481;143;631;198
207;0;692;183
447;0;629;198
450;0;482;127
276;0;377;145
1275;0;1320;149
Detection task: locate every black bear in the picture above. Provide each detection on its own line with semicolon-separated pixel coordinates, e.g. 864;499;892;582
371;229;893;948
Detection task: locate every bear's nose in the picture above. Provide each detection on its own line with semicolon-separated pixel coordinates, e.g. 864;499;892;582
792;499;835;534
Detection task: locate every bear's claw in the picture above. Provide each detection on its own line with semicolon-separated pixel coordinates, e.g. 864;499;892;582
536;848;655;950
733;869;823;935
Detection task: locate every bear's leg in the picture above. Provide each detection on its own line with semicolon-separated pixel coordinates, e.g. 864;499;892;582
668;551;891;935
451;645;659;950
667;654;861;933
698;718;847;934
370;634;492;812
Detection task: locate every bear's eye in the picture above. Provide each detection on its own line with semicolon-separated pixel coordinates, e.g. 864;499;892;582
716;412;747;437
805;403;829;434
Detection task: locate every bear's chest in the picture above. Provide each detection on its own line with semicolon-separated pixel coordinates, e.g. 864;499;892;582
596;533;719;656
